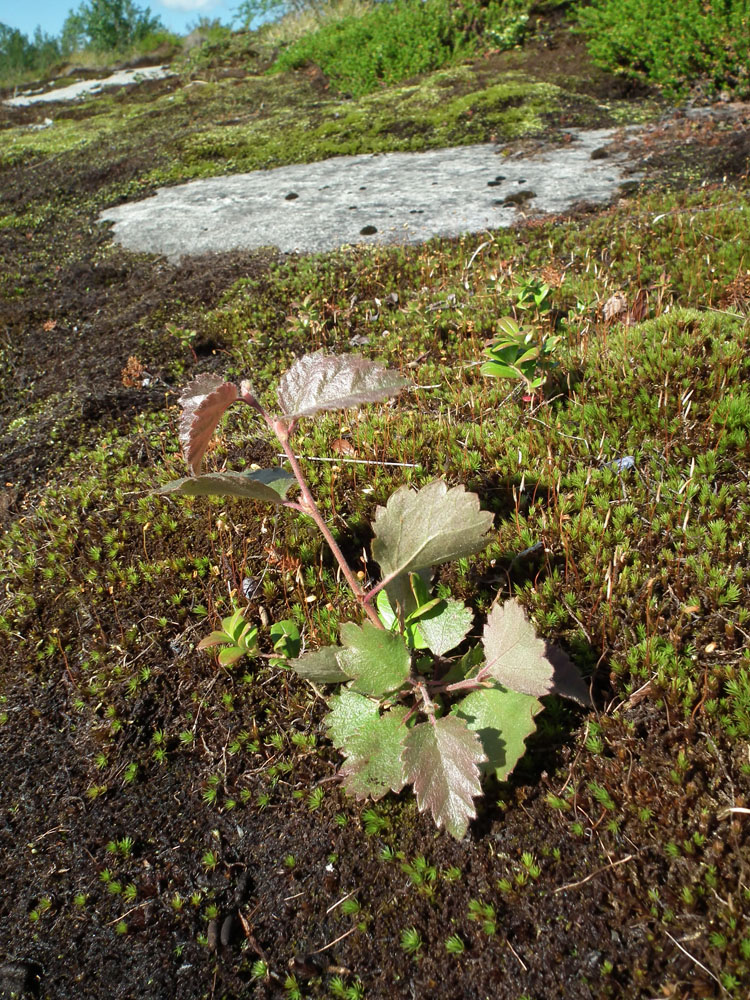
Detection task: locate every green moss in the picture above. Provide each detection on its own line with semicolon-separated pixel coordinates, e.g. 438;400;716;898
146;70;584;184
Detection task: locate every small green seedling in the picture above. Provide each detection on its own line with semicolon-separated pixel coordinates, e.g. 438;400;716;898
156;351;588;838
269;618;301;665
197;608;259;666
512;278;552;314
481;316;560;395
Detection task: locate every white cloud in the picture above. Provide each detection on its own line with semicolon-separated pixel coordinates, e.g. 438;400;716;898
159;0;217;11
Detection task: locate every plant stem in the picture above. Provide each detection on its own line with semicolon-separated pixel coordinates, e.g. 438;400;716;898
275;424;383;629
429;665;491;696
417;680;437;724
362;570;402;607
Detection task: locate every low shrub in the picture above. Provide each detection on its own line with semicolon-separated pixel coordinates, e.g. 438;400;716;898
575;0;750;99
271;0;534;97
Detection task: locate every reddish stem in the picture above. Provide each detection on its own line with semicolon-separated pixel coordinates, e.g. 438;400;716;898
275;421;383;629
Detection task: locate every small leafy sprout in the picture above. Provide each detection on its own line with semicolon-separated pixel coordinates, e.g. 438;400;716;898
481;316;560;395
512;277;552;314
400;926;422;955
520;852;541;879
341;896;361;916
308;786;325;810
445;933;465;955
156;352;588;839
115;920;128;935
201;850;219;871
269;618;301;665
468;898;497;936
251;959;269;980
284;974;302;1000
283;854;297;869
198;608;259;667
361;808;389;836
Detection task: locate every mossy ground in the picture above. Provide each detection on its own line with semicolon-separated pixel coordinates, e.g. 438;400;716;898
1;11;750;1000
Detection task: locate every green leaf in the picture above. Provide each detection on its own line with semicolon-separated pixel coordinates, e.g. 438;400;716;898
339;706;410;800
325;689;379;749
197;631;230;650
289;645;351;684
376;589;398;631
482;599;590;705
453;683;542;781
270;619;301;659
218;646;249;666
497;316;521;339
222;609;246;640
414;599;473;656
157;468;296;504
376;589;431;650
372;480;493;588
405;597;444;623
401;715;486;839
277;352;407;419
408;571;432;608
481;360;523;380
338;621;411;697
440;643;483;685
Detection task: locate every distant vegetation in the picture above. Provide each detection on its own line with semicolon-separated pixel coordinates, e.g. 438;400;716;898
2;0;750;101
0;0;169;86
271;0;534;97
576;0;750;99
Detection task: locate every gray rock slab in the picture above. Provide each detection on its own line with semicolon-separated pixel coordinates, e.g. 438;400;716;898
4;66;173;106
99;128;640;260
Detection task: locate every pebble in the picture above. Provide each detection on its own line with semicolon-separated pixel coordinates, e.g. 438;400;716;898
207;918;220;952
220;914;236;948
234;870;252;906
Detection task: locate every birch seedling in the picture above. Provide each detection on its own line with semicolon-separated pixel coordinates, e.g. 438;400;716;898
158;351;589;837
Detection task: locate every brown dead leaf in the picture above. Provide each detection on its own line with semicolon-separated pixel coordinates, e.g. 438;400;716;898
627;288;649;324
42;319;57;332
602;292;627;322
121;356;145;388
330;438;357;458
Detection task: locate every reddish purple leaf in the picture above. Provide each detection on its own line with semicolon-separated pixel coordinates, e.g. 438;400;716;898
402;715;485;839
178;375;238;475
277;352;406;419
482;599;590;706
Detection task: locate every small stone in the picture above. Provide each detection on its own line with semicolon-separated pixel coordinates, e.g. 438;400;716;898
234;870;252;905
590;147;609;160
207;918;221;951
501;190;536;207
359;225;377;235
284;192;299;200
220;913;236;948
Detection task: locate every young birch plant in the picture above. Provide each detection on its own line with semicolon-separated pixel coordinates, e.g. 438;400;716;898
157;351;589;838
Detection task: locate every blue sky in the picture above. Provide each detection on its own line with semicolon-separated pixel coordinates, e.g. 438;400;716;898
0;0;240;40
